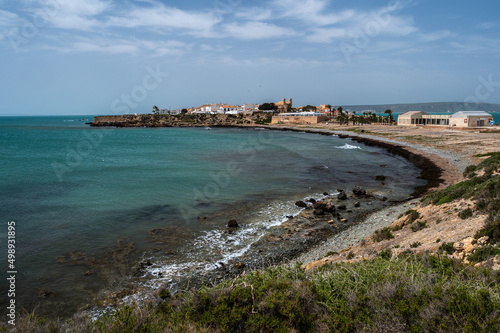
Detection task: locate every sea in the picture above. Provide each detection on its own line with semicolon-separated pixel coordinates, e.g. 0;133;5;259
0;116;428;318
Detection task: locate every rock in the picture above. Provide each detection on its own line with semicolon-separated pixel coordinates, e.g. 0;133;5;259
84;270;94;276
307;198;317;204
37;288;56;298
313;200;336;213
337;191;348;200
463;243;475;254
313;209;325;216
340;218;348;223
478;236;489;245
354;202;360;207
352;186;366;196
337;204;347;210
373;175;387;181
463;237;477;245
346;209;353;213
233;262;245;270
228;220;239;228
453;242;464;252
295;201;308;208
323;192;329;196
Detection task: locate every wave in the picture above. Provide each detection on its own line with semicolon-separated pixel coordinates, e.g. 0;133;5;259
335;143;361;150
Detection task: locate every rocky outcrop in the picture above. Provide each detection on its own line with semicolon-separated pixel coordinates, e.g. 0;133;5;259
90;113;272;128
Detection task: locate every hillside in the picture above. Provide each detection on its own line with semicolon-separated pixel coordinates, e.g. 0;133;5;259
342;102;500;113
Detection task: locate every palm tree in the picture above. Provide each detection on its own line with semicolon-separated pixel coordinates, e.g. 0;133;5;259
325;104;333;119
384;109;393;125
337;106;344;124
152;105;160;114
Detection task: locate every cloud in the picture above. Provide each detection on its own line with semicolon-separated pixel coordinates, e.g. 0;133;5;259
273;0;354;26
418;30;452;42
305;13;417;43
105;5;220;34
234;8;272;21
32;0;112;30
53;37;190;56
223;21;297;40
477;22;497;30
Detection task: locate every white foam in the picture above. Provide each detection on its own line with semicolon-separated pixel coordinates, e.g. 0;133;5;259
335;143;361;150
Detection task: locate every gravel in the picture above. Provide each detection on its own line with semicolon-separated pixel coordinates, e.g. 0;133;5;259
290;199;420;265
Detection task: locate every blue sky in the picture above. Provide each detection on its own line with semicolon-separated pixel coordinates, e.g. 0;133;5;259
1;0;499;115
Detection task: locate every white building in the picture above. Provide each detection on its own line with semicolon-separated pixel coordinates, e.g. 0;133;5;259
450;111;494;127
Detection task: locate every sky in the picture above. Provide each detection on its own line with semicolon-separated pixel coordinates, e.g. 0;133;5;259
1;0;500;115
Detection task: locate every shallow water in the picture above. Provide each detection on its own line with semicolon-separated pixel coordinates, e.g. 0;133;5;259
0;116;426;317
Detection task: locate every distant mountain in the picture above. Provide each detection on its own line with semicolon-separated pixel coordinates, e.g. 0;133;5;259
340;102;500;114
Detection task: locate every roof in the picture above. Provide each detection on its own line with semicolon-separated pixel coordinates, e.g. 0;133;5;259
398;111;428;117
451;111;493;117
279;112;323;117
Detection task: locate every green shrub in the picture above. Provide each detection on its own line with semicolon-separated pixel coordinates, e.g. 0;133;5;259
373;227;395;242
410;242;422;248
411;221;428;232
378;249;392;259
405;209;421;223
439;242;455;254
459;207;473;219
467;246;500;263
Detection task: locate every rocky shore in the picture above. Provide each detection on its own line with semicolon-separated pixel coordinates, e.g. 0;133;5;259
85;120;499;311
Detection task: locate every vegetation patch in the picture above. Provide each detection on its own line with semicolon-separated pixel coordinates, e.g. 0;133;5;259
439;242;455;255
373;227;395;242
411;221;428;232
7;255;500;332
458;207;474;219
404;209;421;223
425;154;500;245
467;245;500;263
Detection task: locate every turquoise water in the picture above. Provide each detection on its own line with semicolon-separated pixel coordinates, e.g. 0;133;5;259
0;116;426;317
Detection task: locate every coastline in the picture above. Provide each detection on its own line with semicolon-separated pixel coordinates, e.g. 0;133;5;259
148;124;459;292
84;119;486;315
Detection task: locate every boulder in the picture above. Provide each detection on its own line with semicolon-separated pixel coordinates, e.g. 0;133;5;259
307;198;317;204
352;186;366;196
478;236;489;245
337;191;348;200
313;200;336;213
313;209;325;216
295;200;308;208
354;202;361;207
453;242;464;252
373;175;387;181
227;220;239;228
337;204;347;210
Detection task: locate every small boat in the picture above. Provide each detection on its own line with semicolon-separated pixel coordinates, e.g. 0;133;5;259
204;127;212;130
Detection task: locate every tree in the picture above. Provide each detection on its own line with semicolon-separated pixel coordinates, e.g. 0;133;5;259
181;109;188;114
303;105;317;112
325;104;333;119
152;105;160;114
351;111;357;125
258;102;277;111
384;109;393;125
